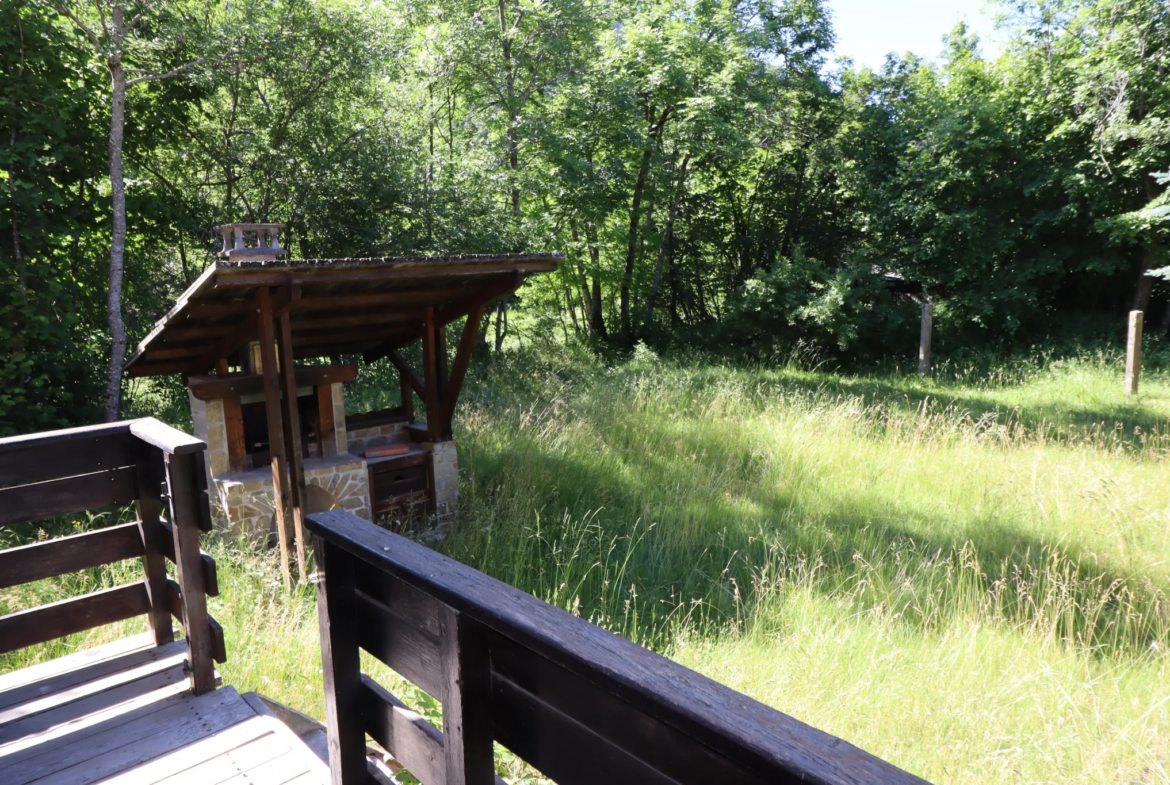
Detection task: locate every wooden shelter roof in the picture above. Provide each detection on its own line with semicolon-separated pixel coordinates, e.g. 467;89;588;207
124;253;561;377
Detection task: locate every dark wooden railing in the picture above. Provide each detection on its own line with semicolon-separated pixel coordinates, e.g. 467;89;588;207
0;418;223;694
307;510;931;785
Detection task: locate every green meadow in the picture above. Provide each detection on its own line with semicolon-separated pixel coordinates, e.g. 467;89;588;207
4;346;1170;784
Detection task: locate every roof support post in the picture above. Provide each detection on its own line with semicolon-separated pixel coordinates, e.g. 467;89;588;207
421;307;443;442
257;286;294;591
440;303;487;441
277;302;308;582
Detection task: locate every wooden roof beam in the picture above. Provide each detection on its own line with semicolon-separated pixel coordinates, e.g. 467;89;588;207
185;287;295;375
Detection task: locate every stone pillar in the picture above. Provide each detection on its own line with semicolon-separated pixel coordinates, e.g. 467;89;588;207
423;441;459;521
189;391;228;479
332;382;348;454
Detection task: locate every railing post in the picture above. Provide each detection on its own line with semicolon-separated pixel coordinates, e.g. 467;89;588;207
165;450;216;694
314;536;368;784
135;445;174;647
439;606;494;785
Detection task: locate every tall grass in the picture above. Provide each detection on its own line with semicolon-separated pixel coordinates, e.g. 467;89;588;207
3;345;1170;783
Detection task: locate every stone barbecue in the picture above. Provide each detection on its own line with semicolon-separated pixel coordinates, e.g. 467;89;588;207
123;222;559;582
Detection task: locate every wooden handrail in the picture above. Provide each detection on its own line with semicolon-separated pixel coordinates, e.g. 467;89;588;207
307;509;931;785
0;418;223;695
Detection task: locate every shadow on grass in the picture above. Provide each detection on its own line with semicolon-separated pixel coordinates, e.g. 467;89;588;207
446;407;1169;661
626;364;1170;453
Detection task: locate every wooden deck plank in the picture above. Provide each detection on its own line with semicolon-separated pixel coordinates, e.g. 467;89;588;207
0;634;155;694
218;750;310;785
92;714;276;784
0;685;191;767
30;688;258;785
6;687;245;785
0;660;188;745
152;732;291;785
0;641;187;718
240;693;330;777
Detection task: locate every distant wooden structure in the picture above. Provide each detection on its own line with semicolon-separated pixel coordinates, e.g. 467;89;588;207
123;226;559;585
1126;310;1143;395
0;419;930;785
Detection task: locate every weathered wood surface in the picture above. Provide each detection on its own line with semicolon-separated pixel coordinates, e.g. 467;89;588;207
124;253;560;375
0;466;139;528
164;451;217;694
0;418;218;679
257;285;295;589
186;364;357;401
0;522;144;589
0;425;136;489
313;538;368;785
0;583;151;656
1126;309;1143;395
0;636;328;785
307;509;932;785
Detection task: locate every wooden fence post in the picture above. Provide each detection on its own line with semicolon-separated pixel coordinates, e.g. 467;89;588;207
1126;310;1143;395
439;606;494;785
315;537;368;785
135;448;174;647
918;301;933;376
165;450;216;694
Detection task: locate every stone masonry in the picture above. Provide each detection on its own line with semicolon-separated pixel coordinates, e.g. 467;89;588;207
423;440;458;520
190;381;372;539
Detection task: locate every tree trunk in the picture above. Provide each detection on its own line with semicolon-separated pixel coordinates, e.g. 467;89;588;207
103;8;128;422
1134;173;1165;313
585;221;607;339
498;0;520;216
621;145;653;341
645;153;689;329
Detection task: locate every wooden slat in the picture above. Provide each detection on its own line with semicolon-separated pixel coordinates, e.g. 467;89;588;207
316;385;335;459
2;684;243;785
0;638;182;713
164;579;227;665
0;582;150;655
158;519;219;597
491;670;676;785
0;660;189;747
137;447;176;646
223;395;248;472
186;365;357;402
438;607;493;785
353;559;442;637
0;682;190;765
0;642;187;728
257;286;293;590
361;676;446;785
305;511;930;785
0;429;136;490
24;689;260;785
152;727;291;785
129;419;206;456
0;522;144;590
354;591;443;700
278;307;309;582
489;630;774;785
0;467;138;528
165;451;216;693
440;302;487;440
0;632;154;696
213;260;558;289
314;538;370;785
421;308;442;443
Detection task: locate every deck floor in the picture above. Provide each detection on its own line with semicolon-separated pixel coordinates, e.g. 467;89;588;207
0;634;330;785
